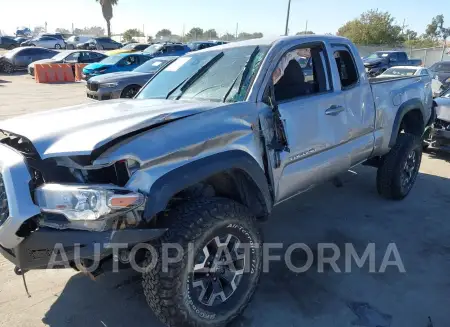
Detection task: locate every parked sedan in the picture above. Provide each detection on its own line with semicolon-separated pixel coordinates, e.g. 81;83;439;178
429;61;450;92
82;53;150;80
77;37;122;50
0;47;57;73
0;36;19;50
187;41;217;51
86;56;177;100
21;36;66;49
141;43;190;58
28;50;107;76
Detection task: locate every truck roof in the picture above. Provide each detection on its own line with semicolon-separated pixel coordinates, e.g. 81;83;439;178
200;35;351;50
374;50;406;53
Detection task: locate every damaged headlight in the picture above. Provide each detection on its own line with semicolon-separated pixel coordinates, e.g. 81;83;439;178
35;184;145;222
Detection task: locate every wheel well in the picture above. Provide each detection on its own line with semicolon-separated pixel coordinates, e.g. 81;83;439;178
400;109;424;137
121;84;141;97
165;169;269;220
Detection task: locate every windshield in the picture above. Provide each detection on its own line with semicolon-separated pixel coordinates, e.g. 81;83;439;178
382;67;418;76
51;52;72;60
134;58;172;73
4;47;23;58
99;55;123;65
137;45;270;102
143;44;163;55
430;62;450;72
366;52;389;59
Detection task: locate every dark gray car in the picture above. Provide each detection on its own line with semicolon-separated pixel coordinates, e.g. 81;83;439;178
0;47;58;73
77;37;122;50
86;56;177;100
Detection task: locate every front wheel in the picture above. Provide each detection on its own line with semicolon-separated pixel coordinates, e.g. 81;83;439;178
2;62;14;74
377;134;422;200
142;198;262;327
121;85;140;98
55;44;61;49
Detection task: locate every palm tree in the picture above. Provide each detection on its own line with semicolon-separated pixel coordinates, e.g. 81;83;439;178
95;0;118;37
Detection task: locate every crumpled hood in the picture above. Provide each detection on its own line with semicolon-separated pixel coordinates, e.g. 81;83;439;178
435;97;450;122
84;62;113;72
0;99;223;159
90;71;151;84
363;58;386;67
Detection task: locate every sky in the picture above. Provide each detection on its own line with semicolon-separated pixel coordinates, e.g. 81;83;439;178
0;0;447;37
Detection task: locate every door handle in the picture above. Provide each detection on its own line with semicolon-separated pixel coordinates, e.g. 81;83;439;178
325;105;345;116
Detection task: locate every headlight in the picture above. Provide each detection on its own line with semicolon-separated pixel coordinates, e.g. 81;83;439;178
35;184;145;222
445;77;450;83
100;82;118;88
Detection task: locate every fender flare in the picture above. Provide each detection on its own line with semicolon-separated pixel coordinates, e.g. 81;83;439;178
143;150;272;220
388;98;424;148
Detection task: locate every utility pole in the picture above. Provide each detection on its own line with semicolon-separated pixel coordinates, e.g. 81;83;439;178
284;0;291;36
305;20;308;34
235;23;239;39
401;19;407;34
71;23;74;34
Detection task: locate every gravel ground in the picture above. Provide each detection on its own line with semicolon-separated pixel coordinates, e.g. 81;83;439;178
0;72;450;327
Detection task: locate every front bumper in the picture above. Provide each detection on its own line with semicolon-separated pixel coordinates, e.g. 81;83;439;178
86;87;122;101
0;227;166;270
0;144;41;249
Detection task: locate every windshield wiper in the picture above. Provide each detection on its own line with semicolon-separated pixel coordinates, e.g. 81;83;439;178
173;52;224;100
223;46;260;102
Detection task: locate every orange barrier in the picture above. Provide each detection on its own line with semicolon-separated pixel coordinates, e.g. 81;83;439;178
35;64;75;83
74;63;89;81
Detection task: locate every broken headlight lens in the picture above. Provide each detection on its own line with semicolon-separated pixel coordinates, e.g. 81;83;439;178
34;184;145;221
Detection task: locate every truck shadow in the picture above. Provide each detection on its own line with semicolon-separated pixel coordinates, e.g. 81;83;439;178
43;166;450;327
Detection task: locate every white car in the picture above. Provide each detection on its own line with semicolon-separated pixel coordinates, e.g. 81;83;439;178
27;36;66;49
378;66;442;96
65;35;92;50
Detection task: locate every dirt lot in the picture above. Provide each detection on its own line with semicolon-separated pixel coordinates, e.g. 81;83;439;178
1;73;450;327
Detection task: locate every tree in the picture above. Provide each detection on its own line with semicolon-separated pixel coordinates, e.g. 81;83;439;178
220;33;236;41
155;29;172;39
33;26;45;36
186;27;204;40
55;28;70;35
337;9;403;45
122;28;144;42
426;15;450;44
404;29;417;40
251;32;263;39
95;0;118;37
404;37;439;48
147;35;153;43
204;29;218;39
296;31;315;35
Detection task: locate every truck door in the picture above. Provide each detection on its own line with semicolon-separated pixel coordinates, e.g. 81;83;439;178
330;44;376;165
268;42;353;202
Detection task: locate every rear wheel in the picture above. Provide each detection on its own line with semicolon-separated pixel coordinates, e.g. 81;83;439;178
142;198;262;327
55;44;61;49
377;134;422;200
121;85;140;98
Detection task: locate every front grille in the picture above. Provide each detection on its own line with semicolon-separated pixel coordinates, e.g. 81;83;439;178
0;173;10;226
87;82;99;91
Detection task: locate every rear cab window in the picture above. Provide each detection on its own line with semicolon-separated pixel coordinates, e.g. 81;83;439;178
332;46;359;89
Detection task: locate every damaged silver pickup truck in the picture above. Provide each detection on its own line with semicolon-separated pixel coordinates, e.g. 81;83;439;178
0;35;434;327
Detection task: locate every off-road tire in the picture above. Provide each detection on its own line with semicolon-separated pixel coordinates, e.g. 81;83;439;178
142;197;262;327
377;133;422;200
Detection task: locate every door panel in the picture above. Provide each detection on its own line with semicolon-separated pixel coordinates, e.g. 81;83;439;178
331;45;376;165
275;92;348;202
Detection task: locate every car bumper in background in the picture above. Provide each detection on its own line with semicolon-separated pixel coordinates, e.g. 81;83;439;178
86;86;123;101
28;65;34;77
426;118;450;151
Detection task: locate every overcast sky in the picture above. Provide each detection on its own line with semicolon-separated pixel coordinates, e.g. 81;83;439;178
1;0;446;36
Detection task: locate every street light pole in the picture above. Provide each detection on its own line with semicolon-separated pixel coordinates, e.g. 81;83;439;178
284;0;291;36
